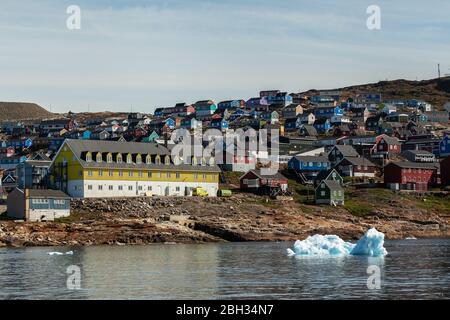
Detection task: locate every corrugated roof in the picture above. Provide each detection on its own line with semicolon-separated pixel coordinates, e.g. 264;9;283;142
64;139;221;173
27;189;70;198
386;161;439;170
66;139;170;157
333;145;359;157
247;169;287;180
293;155;329;162
317;180;344;191
339;156;376;167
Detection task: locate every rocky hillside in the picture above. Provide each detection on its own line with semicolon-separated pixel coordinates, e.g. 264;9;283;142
302;76;450;109
0;102;54;121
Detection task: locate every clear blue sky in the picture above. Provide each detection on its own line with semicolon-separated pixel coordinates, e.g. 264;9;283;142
0;0;449;113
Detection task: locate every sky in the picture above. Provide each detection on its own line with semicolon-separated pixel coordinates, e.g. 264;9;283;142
0;0;449;113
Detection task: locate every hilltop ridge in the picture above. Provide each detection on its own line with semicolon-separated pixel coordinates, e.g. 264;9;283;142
0;102;54;121
301;76;450;108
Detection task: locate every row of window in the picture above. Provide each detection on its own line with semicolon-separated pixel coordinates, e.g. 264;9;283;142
83;152;215;166
320;190;343;197
84;185;182;192
31;199;66;205
302;162;329;167
83;170;210;180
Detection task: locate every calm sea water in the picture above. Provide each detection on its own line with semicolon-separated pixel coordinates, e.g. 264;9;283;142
0;239;449;299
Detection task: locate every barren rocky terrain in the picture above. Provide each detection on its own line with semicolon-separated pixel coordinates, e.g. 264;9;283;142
1;189;449;247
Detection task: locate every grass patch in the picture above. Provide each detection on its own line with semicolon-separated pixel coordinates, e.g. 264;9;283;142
412;196;450;213
344;200;373;217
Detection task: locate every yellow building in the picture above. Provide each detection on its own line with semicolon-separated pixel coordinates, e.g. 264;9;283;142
50;139;220;198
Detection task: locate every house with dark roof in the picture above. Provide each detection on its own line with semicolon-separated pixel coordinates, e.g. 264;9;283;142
315;180;344;205
299;124;318;137
7;188;70;221
288;155;331;180
284;117;301;132
336;157;377;178
371;134;401;159
50;139;221;198
401;150;436;163
313;118;331;134
384;161;440;191
313;168;343;187
328;145;359;165
239;170;288;195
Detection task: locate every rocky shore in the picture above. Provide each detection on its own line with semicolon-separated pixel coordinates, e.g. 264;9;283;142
1;191;449;247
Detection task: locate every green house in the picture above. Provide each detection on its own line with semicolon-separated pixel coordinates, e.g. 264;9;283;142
142;131;159;143
315;180;345;205
314;169;343;187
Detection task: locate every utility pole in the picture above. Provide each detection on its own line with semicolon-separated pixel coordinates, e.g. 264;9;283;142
438;63;441;78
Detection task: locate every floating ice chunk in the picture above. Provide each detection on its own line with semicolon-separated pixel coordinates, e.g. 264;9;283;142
350;228;387;257
405;236;417;240
287;228;387;257
48;251;74;256
48;252;63;256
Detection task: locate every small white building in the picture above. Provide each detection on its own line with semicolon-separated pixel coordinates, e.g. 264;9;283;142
7;188;71;221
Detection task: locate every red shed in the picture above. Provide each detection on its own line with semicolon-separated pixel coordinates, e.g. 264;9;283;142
240;169;288;194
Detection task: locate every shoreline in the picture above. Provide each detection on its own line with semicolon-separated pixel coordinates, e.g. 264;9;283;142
1;191;449;247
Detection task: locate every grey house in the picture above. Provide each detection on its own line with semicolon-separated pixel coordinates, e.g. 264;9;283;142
16;160;51;189
7;188;70;221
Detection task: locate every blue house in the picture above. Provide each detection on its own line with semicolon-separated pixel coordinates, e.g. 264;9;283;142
82;130;92;140
180;117;201;130
210;118;229;131
229;109;250;121
49;137;65;152
153;107;164;117
313;106;343;118
284;118;302;131
288;156;331;180
440;136;450;157
313;118;331;133
165;117;176;129
260;91;293;106
217;100;244;110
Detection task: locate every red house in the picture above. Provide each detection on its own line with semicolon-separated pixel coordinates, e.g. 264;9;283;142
240;170;288;195
372;134;401;159
441;157;450;187
384;162;439;191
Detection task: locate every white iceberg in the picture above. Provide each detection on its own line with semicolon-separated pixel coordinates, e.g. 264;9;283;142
287;228;388;257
